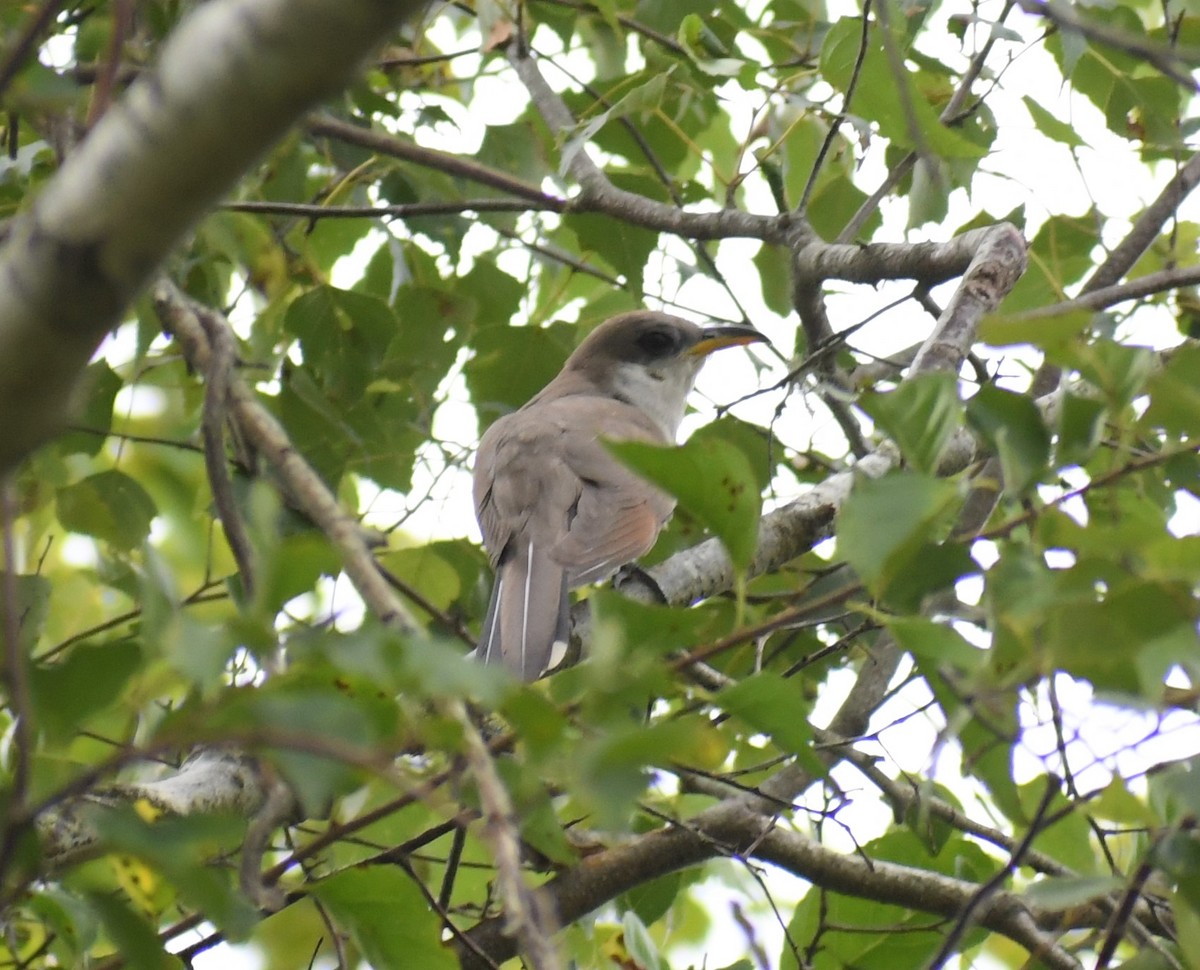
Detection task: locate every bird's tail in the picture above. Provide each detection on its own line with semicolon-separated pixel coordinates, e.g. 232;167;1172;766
478;538;570;681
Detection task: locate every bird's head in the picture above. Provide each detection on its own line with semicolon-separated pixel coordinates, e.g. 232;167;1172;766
562;311;770;440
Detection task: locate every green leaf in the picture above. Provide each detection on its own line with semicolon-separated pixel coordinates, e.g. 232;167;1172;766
1071;340;1156;408
607;436;762;571
1057;392;1107;466
476;122;550;196
577;716;725;828
979;308;1093;349
888;617;985;672
887;541;976;613
58;362;122;457
1047;6;1184;151
1000;214;1098;314
1048;580;1195;690
279;364;424;492
457;260;526;330
29;640;141;743
515;784;579;866
966;385;1051;494
57;470;157;551
837;472;960;600
465;322;575;424
621;871;685;928
198;686;396;816
8;61;80;113
678;14;745;77
566;72;670;170
92;809;259;940
753;242;793;315
284;285;396;389
379;546;461;612
908;156;950;229
1021;875;1124;909
688;416;778;491
860;372;962;474
27;888;98;966
1023;96;1087;147
821;18;986;160
0;573;50;652
1092;776;1156;826
1144;344;1200;435
808;171;878;241
258;532;341;616
501;689;572;759
86;892;177;970
313;868;458;970
717;672;826;776
588;588;724;662
621;910;670;970
563;213;660;295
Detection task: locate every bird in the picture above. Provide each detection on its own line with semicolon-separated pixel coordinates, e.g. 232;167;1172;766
472;310;768;681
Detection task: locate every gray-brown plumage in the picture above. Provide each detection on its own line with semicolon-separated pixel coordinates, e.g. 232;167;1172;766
472;311;767;681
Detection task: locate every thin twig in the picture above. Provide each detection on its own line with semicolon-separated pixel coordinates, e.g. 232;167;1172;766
195;302;257;598
84;0;132;127
0;481;34;888
225;198;564;219
308;114;566;208
1015;0;1199;92
451;699;561;970
0;0;68;102
926;775;1062;969
799;0;872;213
153;279;422;635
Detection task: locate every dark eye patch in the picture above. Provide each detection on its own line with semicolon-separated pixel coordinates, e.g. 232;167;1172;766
636;326;678;356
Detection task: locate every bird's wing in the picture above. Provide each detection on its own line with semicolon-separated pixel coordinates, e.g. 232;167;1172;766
545;397;676;587
471;395;674;678
472;408;581;679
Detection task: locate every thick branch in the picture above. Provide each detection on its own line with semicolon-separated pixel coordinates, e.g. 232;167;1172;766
0;0;425;474
225;199;560;219
627;225;1026;607
459;799;1084;970
519;224;1031;968
795;226;1018;287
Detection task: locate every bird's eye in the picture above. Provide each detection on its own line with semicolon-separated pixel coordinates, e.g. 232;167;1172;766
637;327;677;356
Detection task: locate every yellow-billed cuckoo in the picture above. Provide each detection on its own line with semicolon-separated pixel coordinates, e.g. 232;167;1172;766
473;310;768;681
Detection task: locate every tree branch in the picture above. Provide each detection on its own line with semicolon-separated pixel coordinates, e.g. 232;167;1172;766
625;224;1025;607
307;113;566;208
0;0;427;475
1015;0;1199;92
224;198;562;220
1032;150;1200;396
506;43;797;245
482;222;1030;968
153;280;422;635
459;797;1086;970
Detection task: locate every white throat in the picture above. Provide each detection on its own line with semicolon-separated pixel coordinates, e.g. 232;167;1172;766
609;359;703;441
